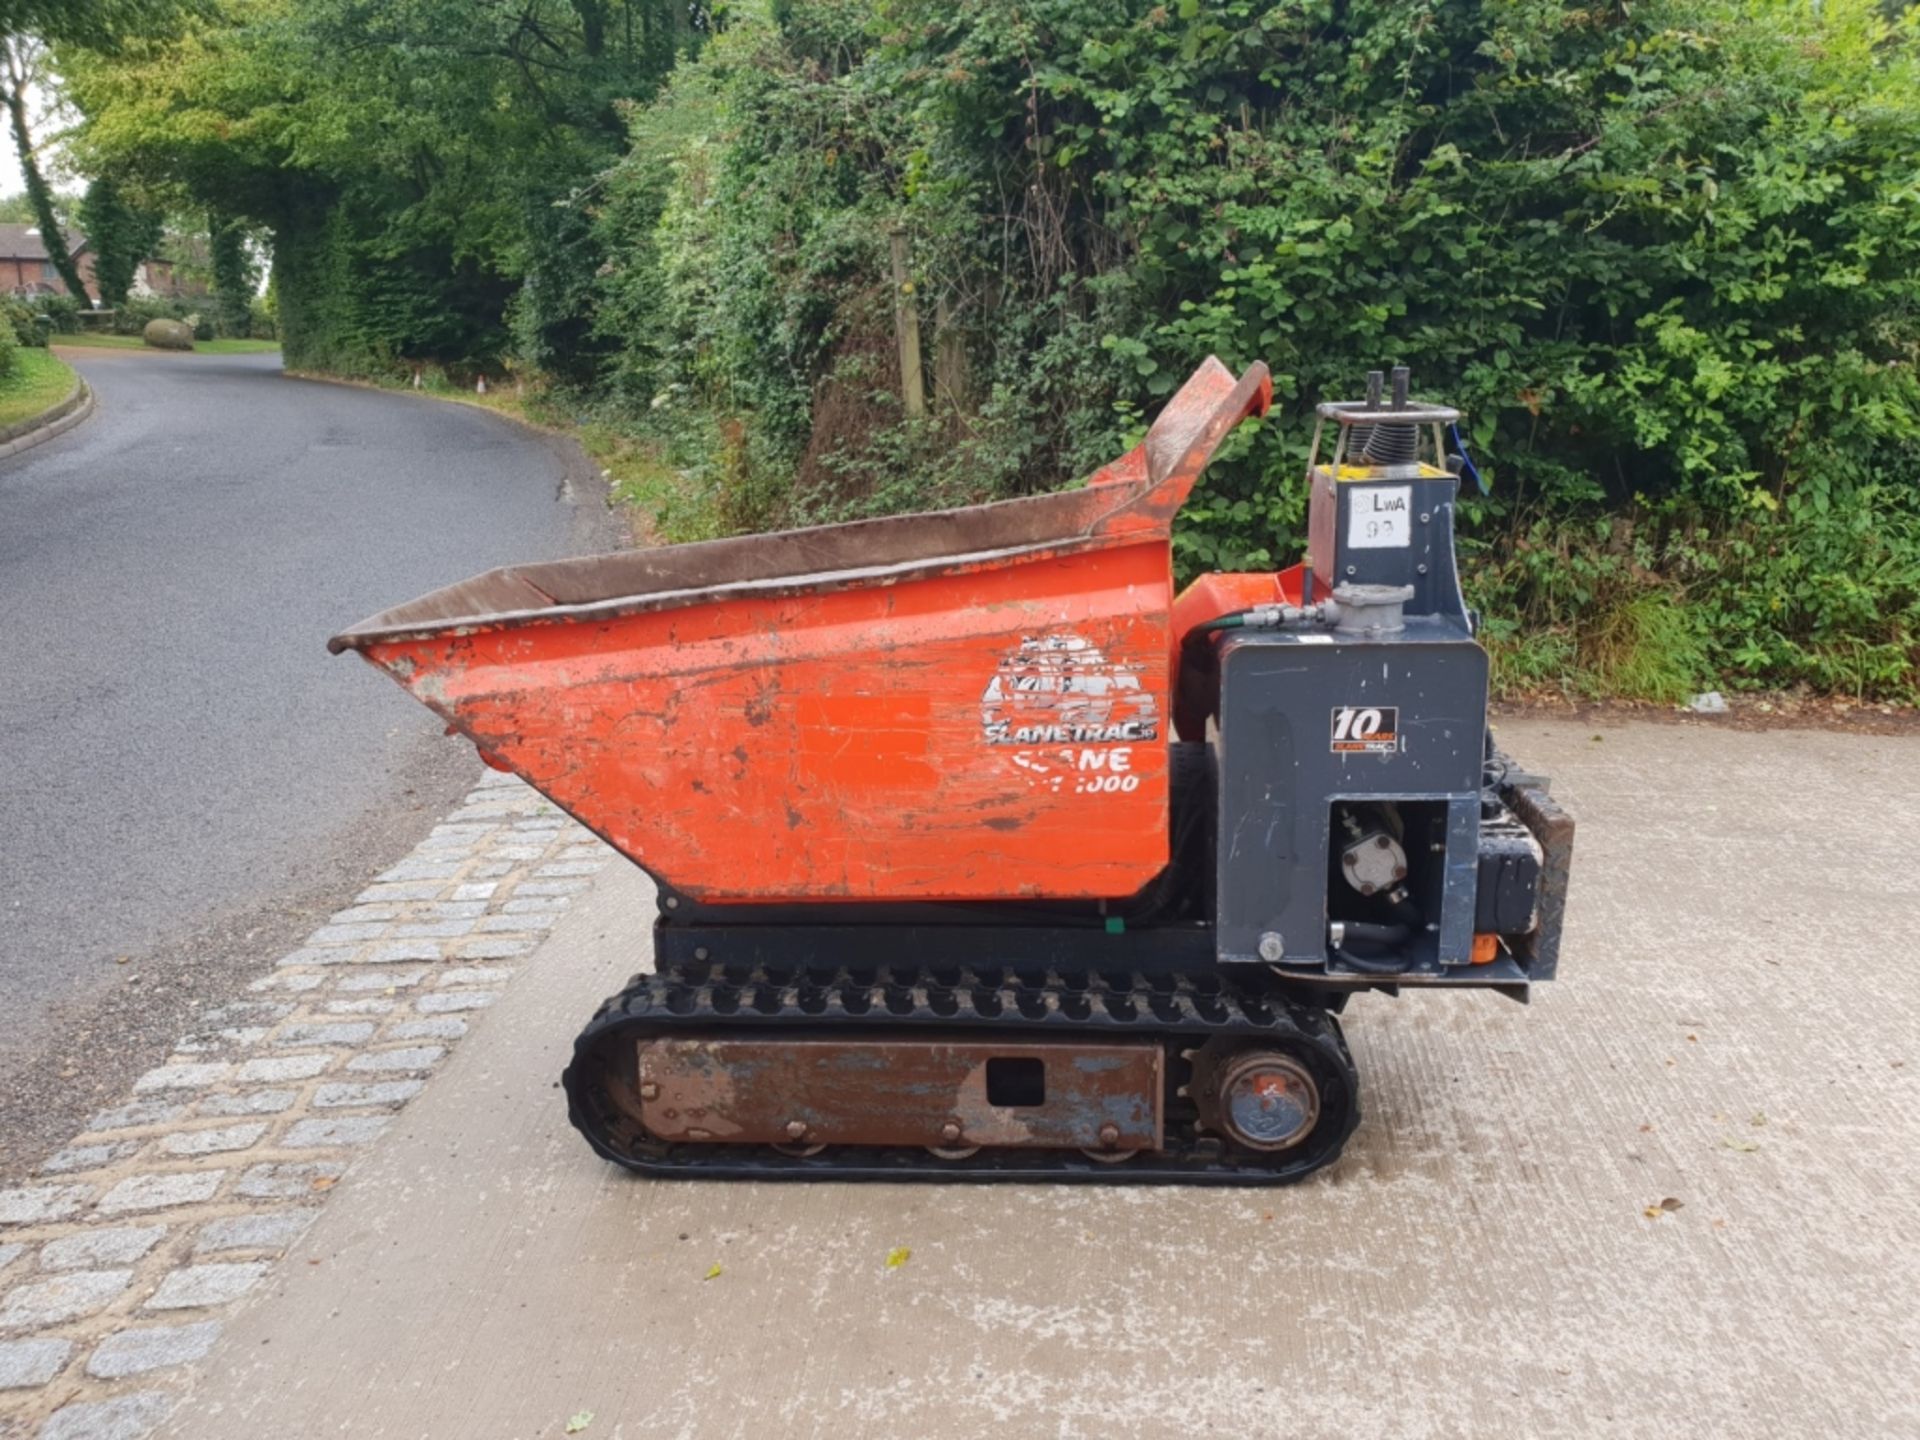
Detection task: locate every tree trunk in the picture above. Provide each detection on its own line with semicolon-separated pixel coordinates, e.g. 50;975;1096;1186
571;0;608;57
209;210;255;338
1;38;90;306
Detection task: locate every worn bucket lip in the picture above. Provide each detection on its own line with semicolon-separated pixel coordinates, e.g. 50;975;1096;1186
329;356;1272;657
326;522;1120;656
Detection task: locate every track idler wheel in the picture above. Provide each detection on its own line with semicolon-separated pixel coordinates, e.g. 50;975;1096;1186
1188;1042;1324;1154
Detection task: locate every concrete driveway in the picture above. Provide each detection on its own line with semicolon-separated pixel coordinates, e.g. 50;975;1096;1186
139;717;1919;1440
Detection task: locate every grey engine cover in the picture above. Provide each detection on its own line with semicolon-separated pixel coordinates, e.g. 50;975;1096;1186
1214;619;1488;968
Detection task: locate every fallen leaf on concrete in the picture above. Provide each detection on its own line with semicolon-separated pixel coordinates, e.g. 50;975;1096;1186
885;1247;911;1270
1643;1197;1684;1219
565;1412;593;1434
310;1177;337;1192
1721;1137;1760;1153
703;1263;722;1281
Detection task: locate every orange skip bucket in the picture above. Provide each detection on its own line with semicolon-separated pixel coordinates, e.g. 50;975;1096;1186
330;358;1271;904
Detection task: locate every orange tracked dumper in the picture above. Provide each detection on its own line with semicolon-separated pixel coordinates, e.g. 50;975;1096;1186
332;359;1572;1184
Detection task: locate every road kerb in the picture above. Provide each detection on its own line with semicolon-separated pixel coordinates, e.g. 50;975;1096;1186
0;377;94;463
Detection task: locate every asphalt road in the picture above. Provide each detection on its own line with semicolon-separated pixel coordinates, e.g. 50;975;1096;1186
0;349;616;1175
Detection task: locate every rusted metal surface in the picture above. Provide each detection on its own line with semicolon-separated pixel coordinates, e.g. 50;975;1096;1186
329;358;1270;905
636;1036;1164;1152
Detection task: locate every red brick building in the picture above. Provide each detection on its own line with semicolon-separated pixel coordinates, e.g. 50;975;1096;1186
0;224;96;297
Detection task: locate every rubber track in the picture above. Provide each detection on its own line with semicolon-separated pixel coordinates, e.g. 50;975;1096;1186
562;963;1361;1185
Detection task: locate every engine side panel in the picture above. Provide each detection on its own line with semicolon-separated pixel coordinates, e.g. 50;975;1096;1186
1214;623;1489;969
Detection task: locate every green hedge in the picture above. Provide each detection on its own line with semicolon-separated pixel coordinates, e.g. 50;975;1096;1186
590;0;1920;701
272;199;517;378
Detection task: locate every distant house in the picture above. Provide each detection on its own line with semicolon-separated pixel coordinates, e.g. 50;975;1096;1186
133;238;211;301
0;224;96;298
0;224;212;302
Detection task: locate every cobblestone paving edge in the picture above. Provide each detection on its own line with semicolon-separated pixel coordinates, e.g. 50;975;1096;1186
0;772;613;1439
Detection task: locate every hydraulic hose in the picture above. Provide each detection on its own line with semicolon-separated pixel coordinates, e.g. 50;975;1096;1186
1336;921;1410;949
1193;600;1332;637
1330;920;1412;974
1333;948;1408;975
1194;610;1253;635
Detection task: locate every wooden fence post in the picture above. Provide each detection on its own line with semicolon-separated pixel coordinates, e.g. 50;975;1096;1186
889;227;926;419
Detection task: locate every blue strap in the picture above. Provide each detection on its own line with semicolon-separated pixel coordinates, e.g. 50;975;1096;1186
1449;422;1489;495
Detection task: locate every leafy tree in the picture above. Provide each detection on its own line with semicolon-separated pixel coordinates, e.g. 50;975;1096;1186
0;0;194;43
1;36;87;300
77;171;160;304
62;0;710;370
2;1;198;305
0;188;41;221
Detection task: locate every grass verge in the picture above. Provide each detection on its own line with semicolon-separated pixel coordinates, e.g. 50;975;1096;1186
50;332;281;354
0;348;78;428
